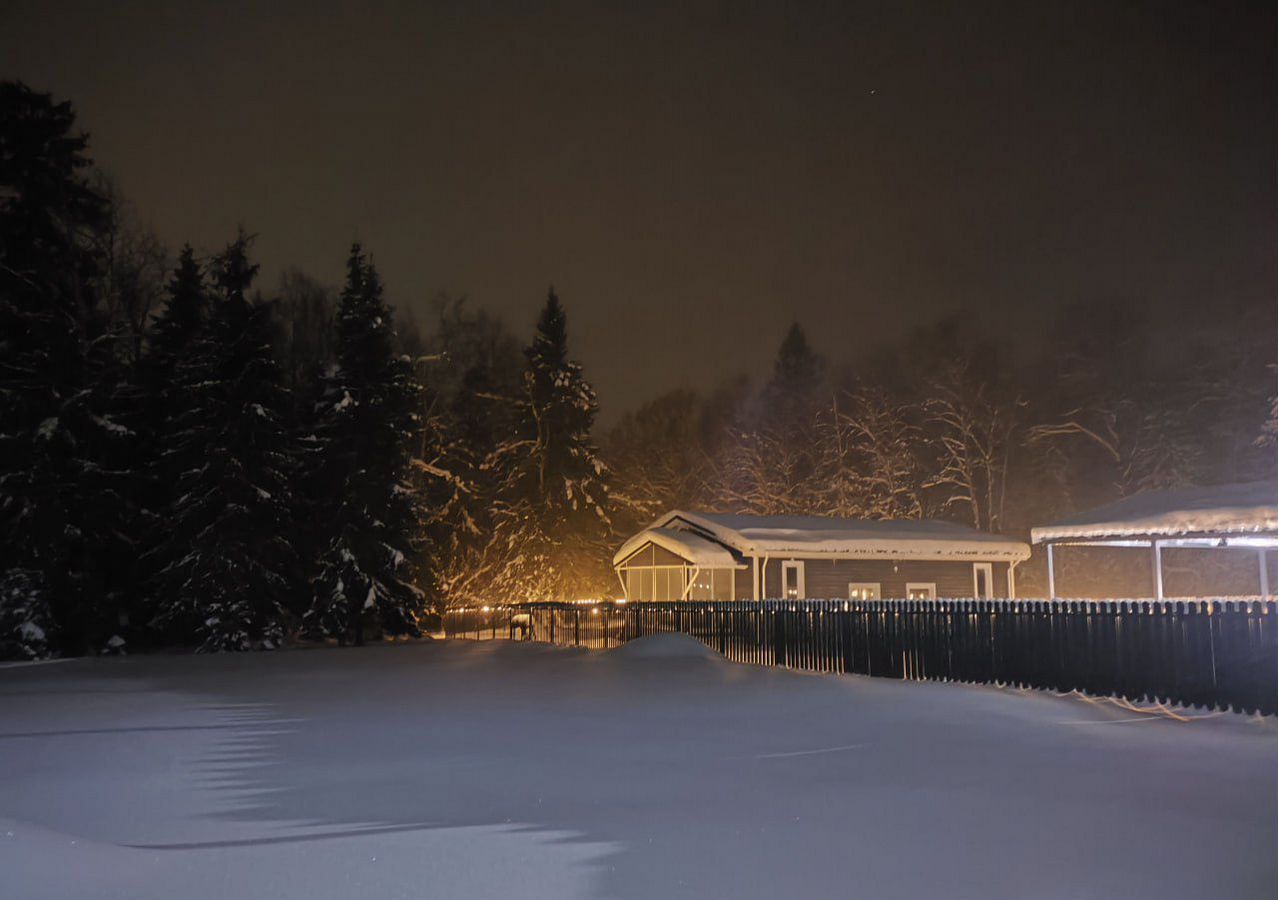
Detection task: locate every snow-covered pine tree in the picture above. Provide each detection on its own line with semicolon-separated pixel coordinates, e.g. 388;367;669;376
0;81;136;657
141;246;208;459
305;245;425;645
149;246;207;367
409;298;523;609
137;250;206;500
492;288;608;601
714;322;825;516
768;322;823;402
131;246;209;636
152;232;298;651
0;569;53;660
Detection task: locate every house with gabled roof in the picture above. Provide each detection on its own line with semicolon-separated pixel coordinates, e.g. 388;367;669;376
612;511;1031;602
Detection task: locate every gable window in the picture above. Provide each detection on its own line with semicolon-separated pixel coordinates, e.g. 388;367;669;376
781;561;805;600
972;563;993;600
906;582;936;601
848;582;880;600
618;540;739;602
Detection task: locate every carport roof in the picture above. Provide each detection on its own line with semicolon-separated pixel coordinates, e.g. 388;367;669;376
1031;481;1278;544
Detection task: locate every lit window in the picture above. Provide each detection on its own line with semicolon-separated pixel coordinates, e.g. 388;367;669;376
906;583;936;601
848;582;880;600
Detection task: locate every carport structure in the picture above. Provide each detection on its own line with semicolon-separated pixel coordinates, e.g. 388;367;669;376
1031;481;1278;600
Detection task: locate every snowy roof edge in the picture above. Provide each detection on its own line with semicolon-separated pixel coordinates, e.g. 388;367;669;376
1031;481;1278;543
612;527;742;568
613;510;1030;565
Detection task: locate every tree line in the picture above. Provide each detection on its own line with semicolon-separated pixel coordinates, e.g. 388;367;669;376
605;311;1275;594
0;83;605;657
2;82;1273;658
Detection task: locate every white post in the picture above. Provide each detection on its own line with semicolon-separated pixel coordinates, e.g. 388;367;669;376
1259;549;1270;601
752;556;760;601
680;566;698;601
1007;561;1017;600
1152;541;1164;601
1045;544;1056;599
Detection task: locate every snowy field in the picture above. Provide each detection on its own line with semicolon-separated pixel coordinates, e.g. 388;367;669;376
1;637;1275;900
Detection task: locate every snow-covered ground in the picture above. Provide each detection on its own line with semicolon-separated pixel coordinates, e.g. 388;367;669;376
1;636;1275;899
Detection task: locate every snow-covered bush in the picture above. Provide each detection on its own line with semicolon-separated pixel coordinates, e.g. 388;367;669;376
0;569;54;660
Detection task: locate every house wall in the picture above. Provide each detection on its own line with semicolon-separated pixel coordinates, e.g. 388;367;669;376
756;558;1014;600
617;537;1019;601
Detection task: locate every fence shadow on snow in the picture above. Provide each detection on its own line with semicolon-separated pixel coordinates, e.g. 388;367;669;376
443;598;1277;716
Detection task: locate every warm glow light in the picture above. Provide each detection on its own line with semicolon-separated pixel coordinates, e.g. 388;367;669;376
481;605;490;612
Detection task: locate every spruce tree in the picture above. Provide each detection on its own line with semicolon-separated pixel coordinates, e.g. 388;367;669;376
135;245;208;633
305;245;424;645
153;232;297;651
149;246;207;364
521;289;606;511
0;82;130;657
138;246;208;496
719;322;826;517
493;287;607;601
768;322;823;400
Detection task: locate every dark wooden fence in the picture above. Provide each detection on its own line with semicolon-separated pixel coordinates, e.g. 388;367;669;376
442;599;1278;715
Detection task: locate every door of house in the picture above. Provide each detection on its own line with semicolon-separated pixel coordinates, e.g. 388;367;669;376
782;561;805;600
972;563;993;600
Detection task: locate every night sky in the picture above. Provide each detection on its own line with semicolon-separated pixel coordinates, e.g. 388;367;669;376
3;1;1274;420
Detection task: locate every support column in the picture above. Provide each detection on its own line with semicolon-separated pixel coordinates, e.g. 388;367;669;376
1045;543;1056;599
752;556;760;601
1259;549;1270;601
1151;541;1164;601
681;567;697;601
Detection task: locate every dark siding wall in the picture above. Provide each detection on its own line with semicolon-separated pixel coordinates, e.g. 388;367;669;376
759;558;1013;599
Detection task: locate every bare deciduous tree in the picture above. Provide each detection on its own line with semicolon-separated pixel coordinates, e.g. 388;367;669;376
923;363;1022;533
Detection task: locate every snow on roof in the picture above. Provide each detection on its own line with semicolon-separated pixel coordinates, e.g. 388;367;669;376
612;527;742;568
618;511;1030;563
1031;481;1278;543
